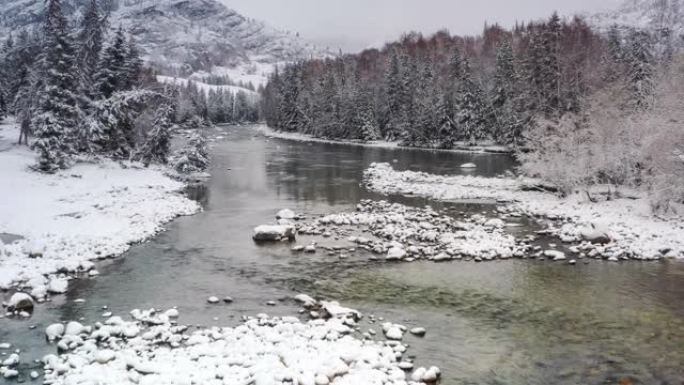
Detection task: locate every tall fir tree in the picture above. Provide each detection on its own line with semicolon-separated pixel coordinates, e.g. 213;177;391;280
625;28;655;110
31;0;80;172
77;0;105;99
94;26;128;99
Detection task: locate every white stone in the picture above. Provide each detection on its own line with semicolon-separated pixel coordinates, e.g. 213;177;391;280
294;294;317;308
207;296;220;304
276;209;297;220
2;353;19;367
386;246;406;261
48;278;68;294
460;162;477;169
252;225;296;242
64;321;84;336
410;327;426;337
94;350;116;364
422;366;441;382
45;323;65;341
30;371;40;379
544;250;566;261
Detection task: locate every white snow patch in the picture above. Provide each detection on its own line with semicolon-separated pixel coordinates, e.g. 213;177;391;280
0;121;200;291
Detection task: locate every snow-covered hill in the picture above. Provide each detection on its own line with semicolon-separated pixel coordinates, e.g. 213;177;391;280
588;0;684;44
0;0;326;82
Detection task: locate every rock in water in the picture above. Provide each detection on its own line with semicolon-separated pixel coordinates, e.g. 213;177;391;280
386;246;406;261
207;296;220;304
45;323;65;341
252;225;296;242
64;321;84;336
410;327;426;337
48;278;68;294
276;209;296;220
544;250;566;261
460;163;477;169
7;292;34;312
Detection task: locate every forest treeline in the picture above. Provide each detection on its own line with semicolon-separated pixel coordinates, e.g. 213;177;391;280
262;13;684;212
262;14;665;148
0;0;257;173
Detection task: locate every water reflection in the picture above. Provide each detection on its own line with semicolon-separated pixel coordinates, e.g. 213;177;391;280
0;125;682;385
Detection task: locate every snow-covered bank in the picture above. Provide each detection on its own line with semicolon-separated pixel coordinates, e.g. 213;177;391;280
0;122;200;295
291;200;524;262
364;163;684;260
256;125;512;154
37;305;439;385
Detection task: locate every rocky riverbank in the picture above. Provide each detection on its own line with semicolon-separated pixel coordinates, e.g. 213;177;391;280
364;162;684;261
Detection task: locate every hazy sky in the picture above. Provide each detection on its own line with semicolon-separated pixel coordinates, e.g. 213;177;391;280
224;0;622;52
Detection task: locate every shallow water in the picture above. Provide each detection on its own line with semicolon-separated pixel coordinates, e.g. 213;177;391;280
1;125;683;385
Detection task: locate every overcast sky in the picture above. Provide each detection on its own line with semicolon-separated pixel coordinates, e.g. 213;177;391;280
224;0;622;52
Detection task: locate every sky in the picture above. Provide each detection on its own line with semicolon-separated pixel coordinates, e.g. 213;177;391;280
225;0;623;52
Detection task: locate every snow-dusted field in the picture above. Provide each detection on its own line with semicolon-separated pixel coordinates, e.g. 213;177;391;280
365;163;684;261
0;121;200;294
33;304;438;385
256;125;512;154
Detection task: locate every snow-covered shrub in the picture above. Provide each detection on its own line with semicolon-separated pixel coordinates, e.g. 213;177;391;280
173;131;208;174
132;104;173;166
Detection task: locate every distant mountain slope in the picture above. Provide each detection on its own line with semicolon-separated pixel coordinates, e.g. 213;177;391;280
588;0;684;44
0;0;325;76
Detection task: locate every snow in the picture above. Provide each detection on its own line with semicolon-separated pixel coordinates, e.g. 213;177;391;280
256;125;513;154
253;224;297;242
364;162;684;260
157;75;259;99
42;307;438;385
0;121;200;291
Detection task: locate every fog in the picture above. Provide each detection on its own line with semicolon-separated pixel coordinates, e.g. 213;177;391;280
224;0;622;52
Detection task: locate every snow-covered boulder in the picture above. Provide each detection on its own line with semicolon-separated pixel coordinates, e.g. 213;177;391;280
320;301;361;321
7;292;34;312
460;163;477;169
252;225;296;242
48;278;68;294
276;209;297;220
45;324;65;341
294;294;317;308
544;250;566;261
580;223;612;244
386;246;406;261
64;321;85;336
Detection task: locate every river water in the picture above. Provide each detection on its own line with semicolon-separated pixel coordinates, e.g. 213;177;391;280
1;125;683;385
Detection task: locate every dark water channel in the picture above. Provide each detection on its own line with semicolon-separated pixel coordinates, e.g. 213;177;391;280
1;125;683;385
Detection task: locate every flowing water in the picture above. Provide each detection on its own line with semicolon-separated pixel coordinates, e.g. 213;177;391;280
1;125;683;385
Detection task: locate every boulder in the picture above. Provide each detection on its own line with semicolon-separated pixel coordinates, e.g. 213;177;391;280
48;278;68;294
276;209;296;220
544;250;566;261
580;223;612;244
252;225;296;242
7;292;34;312
45;324;65;341
386;246;406;261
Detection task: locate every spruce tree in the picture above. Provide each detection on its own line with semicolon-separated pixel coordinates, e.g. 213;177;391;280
123;35;143;89
77;0;105;98
625;29;655;110
94;26;128;99
135;104;172;166
31;0;80;172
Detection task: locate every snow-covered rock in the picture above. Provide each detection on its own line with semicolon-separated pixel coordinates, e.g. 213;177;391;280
46;324;65;341
544;250;566;261
48;278;69;294
6;292;34;312
294;294;317;308
276;208;297;220
207;296;220;304
410;327;427;337
386;246;407;261
252;225;296;242
460;163;477;169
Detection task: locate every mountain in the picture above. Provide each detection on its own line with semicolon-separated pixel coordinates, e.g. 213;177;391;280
0;0;326;82
588;0;684;44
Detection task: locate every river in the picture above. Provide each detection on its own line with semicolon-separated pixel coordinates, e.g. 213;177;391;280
1;125;683;385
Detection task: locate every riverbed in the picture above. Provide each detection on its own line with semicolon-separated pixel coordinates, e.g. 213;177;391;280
1;125;683;385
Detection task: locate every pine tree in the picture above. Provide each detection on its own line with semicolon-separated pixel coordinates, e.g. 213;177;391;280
123;34;143;89
31;0;80;172
77;0;105;99
94;26;128;99
625;29;655;110
492;39;521;143
134;104;173;166
383;50;404;140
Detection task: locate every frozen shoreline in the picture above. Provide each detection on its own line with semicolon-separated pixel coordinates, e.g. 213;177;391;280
0;121;201;298
255;125;513;154
364;163;684;261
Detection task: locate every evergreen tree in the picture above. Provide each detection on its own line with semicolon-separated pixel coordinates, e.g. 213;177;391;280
625;29;655;110
31;0;80;172
383;50;404;140
94;26;128;99
123;34;143;89
77;0;105;98
134;104;172;166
